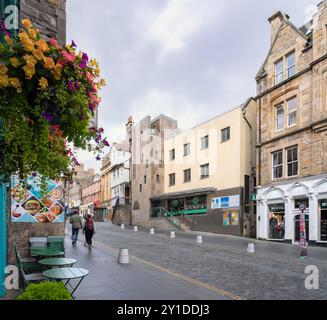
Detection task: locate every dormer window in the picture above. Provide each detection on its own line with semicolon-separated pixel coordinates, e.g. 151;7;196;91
275;59;284;84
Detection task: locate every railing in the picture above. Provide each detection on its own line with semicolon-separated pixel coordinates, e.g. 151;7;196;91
150;207;194;231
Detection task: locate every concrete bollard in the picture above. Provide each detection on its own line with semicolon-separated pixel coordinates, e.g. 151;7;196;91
150;228;155;235
118;248;129;264
247;243;255;254
133;226;138;232
196;235;203;244
121;224;125;230
170;231;175;239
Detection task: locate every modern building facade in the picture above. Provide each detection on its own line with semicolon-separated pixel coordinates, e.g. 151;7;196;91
150;99;257;236
256;3;327;245
131;114;178;228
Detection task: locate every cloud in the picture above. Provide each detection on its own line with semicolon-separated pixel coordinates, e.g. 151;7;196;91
146;0;220;60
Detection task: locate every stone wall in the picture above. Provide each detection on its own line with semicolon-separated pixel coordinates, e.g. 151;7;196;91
7;0;66;264
20;0;66;45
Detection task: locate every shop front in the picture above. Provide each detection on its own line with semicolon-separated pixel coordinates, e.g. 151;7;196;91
257;175;327;245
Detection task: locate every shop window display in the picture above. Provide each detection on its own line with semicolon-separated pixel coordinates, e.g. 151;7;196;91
268;204;285;240
320;199;327;241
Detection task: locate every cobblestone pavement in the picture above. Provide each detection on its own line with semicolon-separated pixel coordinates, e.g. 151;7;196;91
91;221;327;300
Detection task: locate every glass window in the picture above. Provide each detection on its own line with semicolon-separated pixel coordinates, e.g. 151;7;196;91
275;59;284;84
294;198;309;210
200;164;209;179
169;173;176;186
320;199;327;241
287;51;296;78
221;127;230;143
169;149;175;161
268;204;285;240
201;135;209;150
286;146;298;177
184;169;191;183
183;143;190;157
276;105;284;131
272;150;283;179
287;97;297;127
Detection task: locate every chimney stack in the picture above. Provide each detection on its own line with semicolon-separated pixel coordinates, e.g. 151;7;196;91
268;11;285;43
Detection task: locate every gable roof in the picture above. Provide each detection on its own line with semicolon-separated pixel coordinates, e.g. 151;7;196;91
256;14;309;80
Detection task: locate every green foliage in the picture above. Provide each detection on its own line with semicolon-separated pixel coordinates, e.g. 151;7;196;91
17;281;72;300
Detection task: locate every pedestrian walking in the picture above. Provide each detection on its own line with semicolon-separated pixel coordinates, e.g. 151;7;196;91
69;209;83;246
83;213;96;250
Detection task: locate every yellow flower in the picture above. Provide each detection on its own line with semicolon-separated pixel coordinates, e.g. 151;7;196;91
24;40;34;52
9;78;22;93
38;77;48;90
28;28;37;39
10;58;20;68
0;75;9;87
43;57;55;70
23;63;36;80
18;31;30;43
23;54;37;65
22;19;32;29
36;39;50;53
5;35;12;45
32;48;44;61
53;64;63;80
0;64;8;75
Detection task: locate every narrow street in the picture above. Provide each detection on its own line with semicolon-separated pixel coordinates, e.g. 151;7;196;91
67;221;327;300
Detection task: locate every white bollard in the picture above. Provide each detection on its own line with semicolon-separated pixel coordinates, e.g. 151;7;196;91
150;228;155;235
121;224;125;230
133;226;138;232
247;243;255;254
170;231;175;239
118;248;129;264
196;235;203;244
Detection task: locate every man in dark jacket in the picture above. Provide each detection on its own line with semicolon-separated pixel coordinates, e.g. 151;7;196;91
69;209;83;246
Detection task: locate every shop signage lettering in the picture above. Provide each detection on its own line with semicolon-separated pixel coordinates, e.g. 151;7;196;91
0;1;20;34
211;195;240;210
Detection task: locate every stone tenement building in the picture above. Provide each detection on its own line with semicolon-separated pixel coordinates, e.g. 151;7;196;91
256;2;327;245
6;0;66;264
131;115;178;228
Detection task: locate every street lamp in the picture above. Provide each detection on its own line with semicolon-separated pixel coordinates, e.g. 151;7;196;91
299;203;307;259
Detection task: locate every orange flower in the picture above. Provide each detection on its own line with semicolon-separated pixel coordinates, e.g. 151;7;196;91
36;39;50;53
28;28;37;39
22;19;32;28
0;75;9;87
9;78;22;93
38;77;48;90
32;48;44;61
0;64;8;75
9;58;20;68
43;57;55;70
4;35;12;45
23;64;36;80
23;54;37;65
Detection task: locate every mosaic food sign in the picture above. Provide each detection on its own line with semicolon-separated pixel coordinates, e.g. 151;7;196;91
11;175;64;223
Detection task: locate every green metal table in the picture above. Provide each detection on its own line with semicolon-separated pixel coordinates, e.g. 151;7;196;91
39;258;77;268
43;268;89;298
31;248;65;258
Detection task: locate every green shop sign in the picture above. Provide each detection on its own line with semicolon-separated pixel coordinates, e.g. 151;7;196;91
0;0;20;40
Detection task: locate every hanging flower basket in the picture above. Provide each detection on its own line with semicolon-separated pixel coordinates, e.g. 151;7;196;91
0;19;109;182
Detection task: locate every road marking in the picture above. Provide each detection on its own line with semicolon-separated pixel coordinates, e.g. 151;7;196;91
93;239;245;301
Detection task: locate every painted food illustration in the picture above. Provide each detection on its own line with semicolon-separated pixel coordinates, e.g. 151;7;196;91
50;204;63;216
51;187;64;201
36;211;57;223
12;206;22;219
11;186;29;204
23;199;42;215
41;195;53;208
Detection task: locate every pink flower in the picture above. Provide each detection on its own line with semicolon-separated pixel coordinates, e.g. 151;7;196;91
62;50;75;62
50;38;58;48
86;72;94;82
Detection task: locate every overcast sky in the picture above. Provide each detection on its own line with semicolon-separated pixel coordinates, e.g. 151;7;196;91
67;0;320;172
